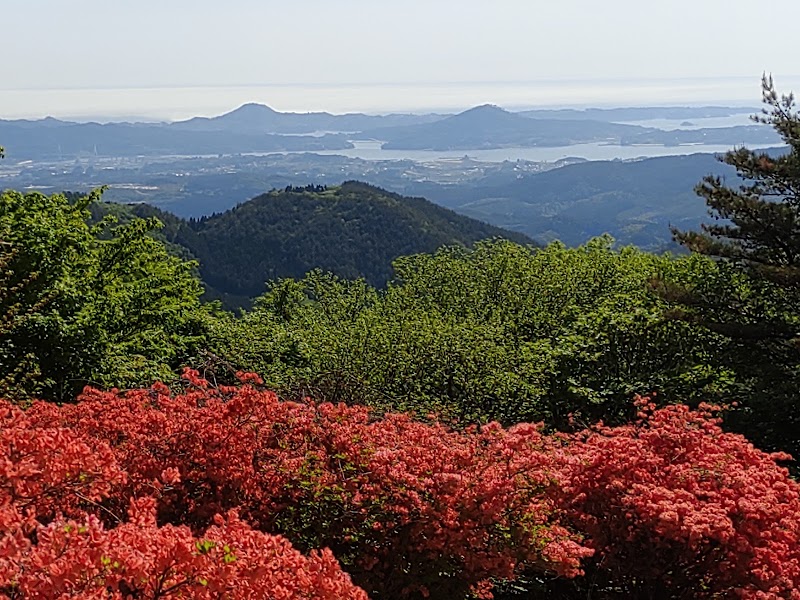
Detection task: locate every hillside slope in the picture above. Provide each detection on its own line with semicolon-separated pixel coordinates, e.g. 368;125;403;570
107;182;533;306
406;152;741;249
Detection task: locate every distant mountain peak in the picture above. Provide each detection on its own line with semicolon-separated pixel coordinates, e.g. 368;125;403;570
446;104;522;127
170;102;281;129
226;103;279;116
459;104;509;115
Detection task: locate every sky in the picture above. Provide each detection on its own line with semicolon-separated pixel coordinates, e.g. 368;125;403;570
2;0;800;119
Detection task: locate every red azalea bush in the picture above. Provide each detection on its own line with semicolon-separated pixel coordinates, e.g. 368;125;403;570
3;373;800;599
560;397;800;599
0;399;367;600
7;506;367;600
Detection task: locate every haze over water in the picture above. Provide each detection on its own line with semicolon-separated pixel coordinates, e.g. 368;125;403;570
3;77;794;122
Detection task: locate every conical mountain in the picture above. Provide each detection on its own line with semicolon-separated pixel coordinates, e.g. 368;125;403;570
172;103;283;133
171;104;445;134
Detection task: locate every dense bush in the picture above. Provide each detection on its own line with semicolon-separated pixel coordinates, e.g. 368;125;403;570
25;371;590;599
3;376;798;599
558;397;800;599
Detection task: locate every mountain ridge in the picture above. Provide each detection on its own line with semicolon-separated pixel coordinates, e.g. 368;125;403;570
171;103;446;134
0;103;778;160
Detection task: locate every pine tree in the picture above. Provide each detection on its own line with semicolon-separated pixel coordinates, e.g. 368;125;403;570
674;74;800;334
669;75;800;458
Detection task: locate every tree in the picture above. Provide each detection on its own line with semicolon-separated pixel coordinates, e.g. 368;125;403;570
670;74;800;457
674;74;800;339
0;188;211;401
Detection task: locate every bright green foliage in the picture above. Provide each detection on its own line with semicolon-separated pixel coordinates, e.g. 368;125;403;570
0;188;210;400
210;238;733;427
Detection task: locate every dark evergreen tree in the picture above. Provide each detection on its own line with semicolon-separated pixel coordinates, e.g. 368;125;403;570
669;75;800;459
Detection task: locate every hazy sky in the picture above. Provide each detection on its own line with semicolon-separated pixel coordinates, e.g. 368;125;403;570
2;0;799;118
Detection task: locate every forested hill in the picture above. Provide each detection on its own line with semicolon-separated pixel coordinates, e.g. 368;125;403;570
100;182;533;306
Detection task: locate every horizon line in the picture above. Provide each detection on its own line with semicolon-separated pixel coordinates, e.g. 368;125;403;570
1;74;795;94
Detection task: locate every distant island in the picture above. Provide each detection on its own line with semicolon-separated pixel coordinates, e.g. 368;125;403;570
363;105;778;150
172;103;444;134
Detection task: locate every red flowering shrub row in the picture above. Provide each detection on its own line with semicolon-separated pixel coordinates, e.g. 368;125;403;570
2;372;799;599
